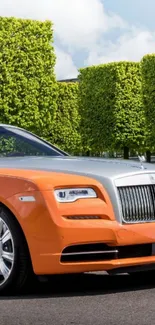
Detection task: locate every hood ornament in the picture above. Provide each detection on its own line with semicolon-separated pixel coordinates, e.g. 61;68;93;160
138;155;146;170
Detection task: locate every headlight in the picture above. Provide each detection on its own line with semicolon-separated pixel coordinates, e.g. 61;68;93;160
54;188;97;203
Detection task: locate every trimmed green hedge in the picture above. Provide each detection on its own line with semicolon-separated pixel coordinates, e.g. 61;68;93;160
0;17;57;139
51;82;81;154
141;54;155;150
78;62;146;157
0;17;151;158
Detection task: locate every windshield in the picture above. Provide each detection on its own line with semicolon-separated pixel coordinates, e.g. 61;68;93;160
0;126;68;157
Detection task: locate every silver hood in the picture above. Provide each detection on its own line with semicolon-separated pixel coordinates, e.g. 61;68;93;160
0;156;154;177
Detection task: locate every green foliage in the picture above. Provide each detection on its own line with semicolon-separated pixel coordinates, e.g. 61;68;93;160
0;136;15;156
78;62;146;154
141;54;155;150
0;17;57;139
51;82;81;154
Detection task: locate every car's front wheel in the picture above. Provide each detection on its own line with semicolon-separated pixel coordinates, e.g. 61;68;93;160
0;206;32;294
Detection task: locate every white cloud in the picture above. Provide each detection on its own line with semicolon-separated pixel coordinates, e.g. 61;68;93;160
50;0;127;51
55;47;78;80
0;0;126;78
86;28;155;67
0;0;126;51
1;0;155;79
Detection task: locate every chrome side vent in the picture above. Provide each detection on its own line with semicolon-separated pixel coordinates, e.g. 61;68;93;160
61;243;118;262
61;243;152;263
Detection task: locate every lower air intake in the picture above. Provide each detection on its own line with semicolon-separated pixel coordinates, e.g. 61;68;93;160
61;243;152;263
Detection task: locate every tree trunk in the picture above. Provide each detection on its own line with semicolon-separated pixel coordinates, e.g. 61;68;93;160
146;150;151;163
86;150;90;156
123;146;129;159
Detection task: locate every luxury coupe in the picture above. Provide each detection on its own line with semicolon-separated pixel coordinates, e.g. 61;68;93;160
0;124;155;293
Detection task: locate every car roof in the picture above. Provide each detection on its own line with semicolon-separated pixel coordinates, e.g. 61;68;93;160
0;124;25;131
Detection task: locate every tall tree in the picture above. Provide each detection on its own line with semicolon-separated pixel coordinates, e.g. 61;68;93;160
0;17;57;139
141;54;155;162
79;62;145;158
51;82;81;154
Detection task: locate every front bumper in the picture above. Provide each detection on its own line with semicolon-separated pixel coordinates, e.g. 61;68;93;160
10;188;155;275
33;216;155;275
35;190;155;274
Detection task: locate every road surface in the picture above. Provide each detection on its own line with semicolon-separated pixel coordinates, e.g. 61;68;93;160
0;272;154;325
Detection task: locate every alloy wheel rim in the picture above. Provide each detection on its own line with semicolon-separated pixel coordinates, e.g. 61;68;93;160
0;218;14;286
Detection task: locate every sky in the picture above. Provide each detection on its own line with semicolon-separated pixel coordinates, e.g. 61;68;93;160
1;0;155;79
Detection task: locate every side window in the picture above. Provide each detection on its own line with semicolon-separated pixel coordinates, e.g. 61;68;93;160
0;126;67;157
0;134;47;157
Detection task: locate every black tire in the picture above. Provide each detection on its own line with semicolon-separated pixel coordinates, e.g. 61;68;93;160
128;271;148;279
0;206;33;294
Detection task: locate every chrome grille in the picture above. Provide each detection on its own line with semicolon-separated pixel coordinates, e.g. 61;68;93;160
117;185;155;223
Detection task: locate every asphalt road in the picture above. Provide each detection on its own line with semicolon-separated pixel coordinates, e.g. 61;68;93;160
0;272;155;325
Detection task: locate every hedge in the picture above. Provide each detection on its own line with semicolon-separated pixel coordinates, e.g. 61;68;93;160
141;54;155;151
78;62;146;157
0;17;57;139
51;82;81;154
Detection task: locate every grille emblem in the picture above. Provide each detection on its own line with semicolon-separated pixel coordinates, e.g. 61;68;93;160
150;175;155;183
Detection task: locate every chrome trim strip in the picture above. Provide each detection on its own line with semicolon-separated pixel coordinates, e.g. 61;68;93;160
19;196;36;202
62;250;119;256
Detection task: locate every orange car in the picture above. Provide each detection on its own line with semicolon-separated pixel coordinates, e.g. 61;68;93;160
0;124;155;293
